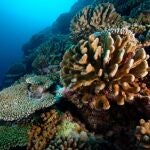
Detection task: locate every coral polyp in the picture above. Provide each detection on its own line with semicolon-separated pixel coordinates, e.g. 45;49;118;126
60;28;150;110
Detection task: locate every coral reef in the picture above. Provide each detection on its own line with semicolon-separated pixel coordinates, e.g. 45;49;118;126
70;3;123;42
47;131;90;150
135;119;150;149
61;28;150;110
0;0;150;149
24;35;68;75
0;75;56;121
0;124;30;150
94;0;150;19
27;109;61;150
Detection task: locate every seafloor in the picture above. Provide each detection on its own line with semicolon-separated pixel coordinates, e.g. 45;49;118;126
0;0;150;150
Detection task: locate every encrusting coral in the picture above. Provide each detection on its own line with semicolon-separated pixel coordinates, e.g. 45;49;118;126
135;119;150;149
70;3;123;42
60;28;150;110
0;75;56;121
0;124;31;150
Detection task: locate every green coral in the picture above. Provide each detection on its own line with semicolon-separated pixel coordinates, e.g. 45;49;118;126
0;125;30;150
56;120;80;137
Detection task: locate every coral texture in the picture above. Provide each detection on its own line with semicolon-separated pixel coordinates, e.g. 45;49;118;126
94;0;150;19
24;35;68;75
70;3;122;42
61;28;150;110
47;131;90;150
27;109;61;150
135;119;150;148
0;76;56;121
0;125;30;150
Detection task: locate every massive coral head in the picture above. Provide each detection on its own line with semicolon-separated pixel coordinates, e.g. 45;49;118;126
60;28;150;110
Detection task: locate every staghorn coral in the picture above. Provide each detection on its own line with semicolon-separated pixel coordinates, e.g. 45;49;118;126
135;119;150;149
70;3;123;42
27;109;61;150
0;124;30;150
0;75;56;121
60;28;150;110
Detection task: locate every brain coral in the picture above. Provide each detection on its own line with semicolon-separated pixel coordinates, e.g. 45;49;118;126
70;3;123;42
0;76;56;121
60;28;150;110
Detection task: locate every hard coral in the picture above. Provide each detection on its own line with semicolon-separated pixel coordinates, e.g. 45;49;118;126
135;119;150;149
70;3;122;42
47;131;90;150
31;36;67;74
0;76;56;121
60;28;150;110
27;109;61;150
0;125;30;150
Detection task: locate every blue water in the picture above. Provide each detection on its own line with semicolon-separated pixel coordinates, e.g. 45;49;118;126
0;0;77;87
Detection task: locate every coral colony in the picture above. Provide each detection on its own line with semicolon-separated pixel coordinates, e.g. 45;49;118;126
0;1;150;149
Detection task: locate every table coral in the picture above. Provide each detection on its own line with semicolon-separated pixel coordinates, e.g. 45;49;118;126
0;76;56;121
135;119;150;148
70;3;122;42
60;28;150;110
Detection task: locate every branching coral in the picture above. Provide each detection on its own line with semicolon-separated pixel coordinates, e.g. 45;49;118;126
47;131;90;150
0;75;56;121
0;125;30;150
135;119;150;148
70;3;123;42
94;0;150;19
60;28;150;110
47;111;91;149
27;109;61;150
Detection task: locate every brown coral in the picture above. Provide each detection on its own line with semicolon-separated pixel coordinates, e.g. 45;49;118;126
70;3;122;42
135;119;150;149
60;28;150;110
27;109;61;150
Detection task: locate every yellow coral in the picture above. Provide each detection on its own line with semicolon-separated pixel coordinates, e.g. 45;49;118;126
60;29;150;110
